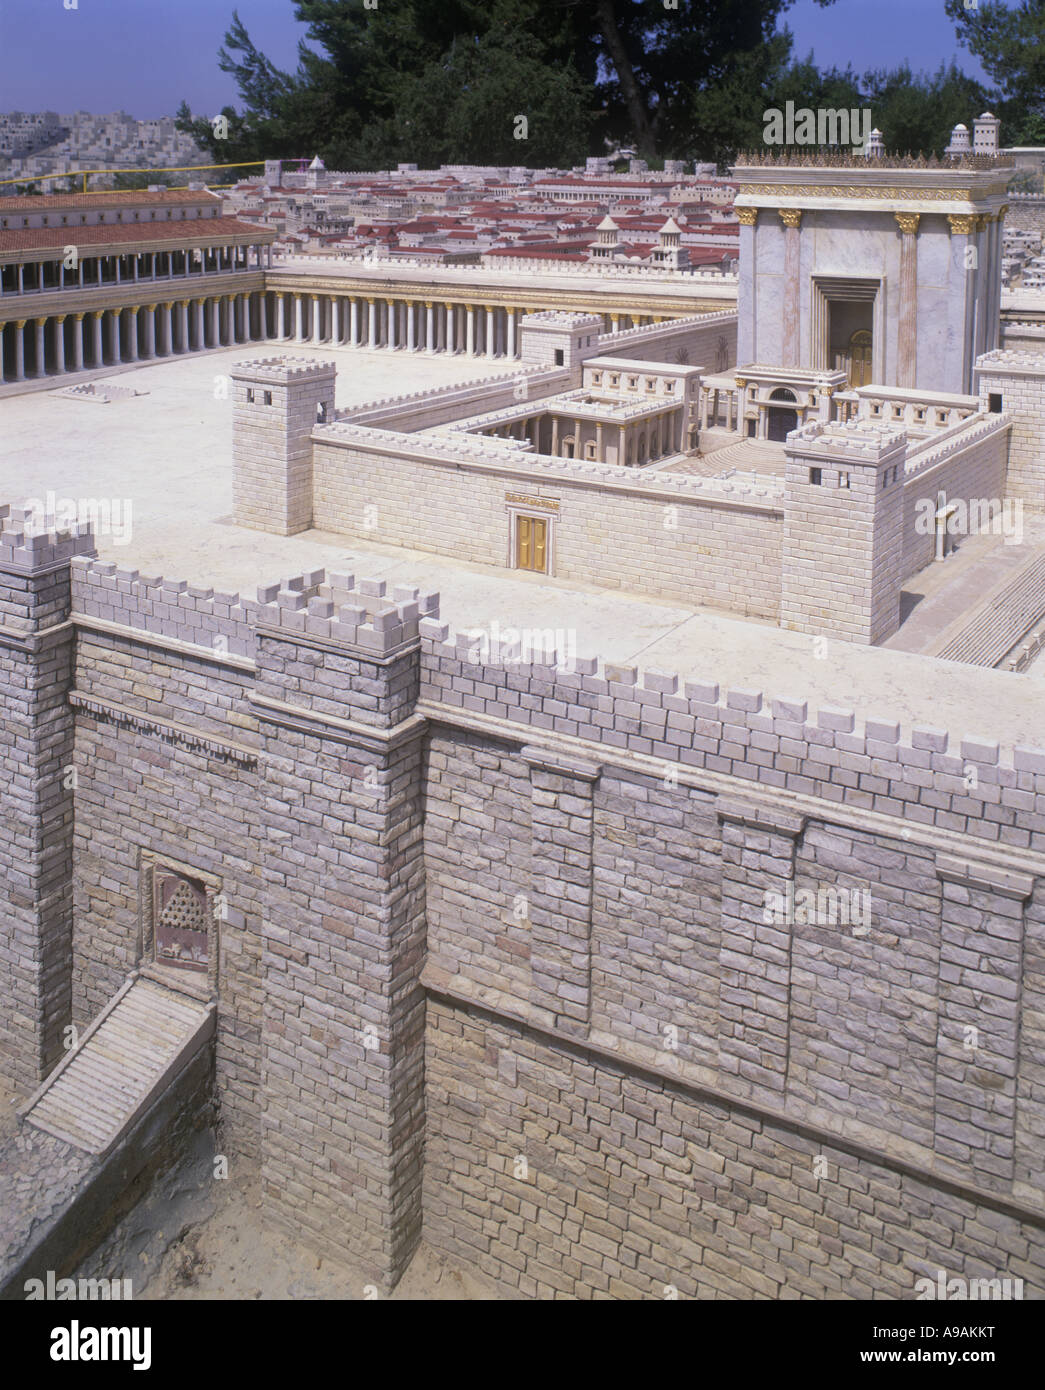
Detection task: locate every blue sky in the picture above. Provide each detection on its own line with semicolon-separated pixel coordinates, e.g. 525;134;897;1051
0;0;992;119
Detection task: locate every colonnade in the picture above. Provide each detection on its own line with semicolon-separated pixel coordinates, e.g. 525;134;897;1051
473;404;685;464
0;290;264;383
268;291;661;358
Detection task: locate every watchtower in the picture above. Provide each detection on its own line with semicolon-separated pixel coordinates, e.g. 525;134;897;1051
231;356;336;535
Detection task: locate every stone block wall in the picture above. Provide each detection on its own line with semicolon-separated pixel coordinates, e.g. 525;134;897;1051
312;430;783;619
901;417;1011;579
7;527;1045;1297
974;350;1045;509
602;311;737;371
418;630;1045;1296
0;508;94;1090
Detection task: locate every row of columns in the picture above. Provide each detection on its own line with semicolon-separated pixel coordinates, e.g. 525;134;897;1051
0;244;272;297
0;291;262;383
476;407;684;464
270;292;660;358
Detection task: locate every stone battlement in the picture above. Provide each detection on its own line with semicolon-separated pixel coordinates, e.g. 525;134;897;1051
229;355;337;384
0;505;95;572
256;568;439;654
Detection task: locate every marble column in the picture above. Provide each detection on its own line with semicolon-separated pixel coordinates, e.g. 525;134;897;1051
13;320;26;381
507;308;517;359
367;297;377;346
53;316;66;374
447;304;457;354
207;298;218;348
350;297;360;345
425;301;434;352
195;298;205;349
33;318;47;377
466;305;476;356
486;305;496;357
406;300;416;351
72;313;85;370
161;302;174;355
386;298;397;349
91;311;104;367
125;308;138;362
312;295;322;345
779;208;802;367
331;295;341;346
277;293;286;340
178;300;190;352
551;416;559;455
896;212;920;388
144;305;157;358
294;294;304;342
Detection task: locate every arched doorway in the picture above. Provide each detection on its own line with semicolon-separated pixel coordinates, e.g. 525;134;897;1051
846;329;873;387
766;388;798;442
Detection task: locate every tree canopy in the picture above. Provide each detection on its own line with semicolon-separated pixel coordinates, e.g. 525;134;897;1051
176;0;1040;171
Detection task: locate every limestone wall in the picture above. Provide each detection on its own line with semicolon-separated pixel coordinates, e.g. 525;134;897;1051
901;417;1011;578
600;311;737;370
7;538;1045;1297
975;351;1045;508
312;431;782;618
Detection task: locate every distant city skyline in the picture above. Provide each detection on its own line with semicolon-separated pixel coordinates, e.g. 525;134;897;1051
0;0;994;124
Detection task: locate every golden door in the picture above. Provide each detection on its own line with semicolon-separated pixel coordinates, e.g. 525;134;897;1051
847;329;873;387
515;515;547;572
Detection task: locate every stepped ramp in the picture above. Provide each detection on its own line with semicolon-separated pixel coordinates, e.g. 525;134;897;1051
934;553;1045;668
18;974;215;1158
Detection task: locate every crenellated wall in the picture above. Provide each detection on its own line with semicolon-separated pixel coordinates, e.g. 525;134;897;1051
3;536;1045;1297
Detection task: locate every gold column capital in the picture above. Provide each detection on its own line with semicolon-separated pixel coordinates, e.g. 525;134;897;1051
34;316;47;327
734;377;747;389
778;208;802;229
947;214;975;236
54;313;67;324
73;312;85;321
895;212;921;235
91;309;105;319
423;300;433;309
736;207;758;226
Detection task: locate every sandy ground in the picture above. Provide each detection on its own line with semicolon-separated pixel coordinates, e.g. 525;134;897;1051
133;1158;501;1302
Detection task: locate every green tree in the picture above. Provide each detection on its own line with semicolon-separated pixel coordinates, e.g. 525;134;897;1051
178;0;844;170
863;62;990;156
946;0;1045;122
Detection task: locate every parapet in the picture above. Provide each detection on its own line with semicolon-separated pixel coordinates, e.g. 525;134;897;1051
785;418;907;463
0;504;95;572
255;567;440;656
229;355;337;385
521;311;603;331
975;348;1045;377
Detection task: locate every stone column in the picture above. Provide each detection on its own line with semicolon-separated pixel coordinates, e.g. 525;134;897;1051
466;305;475;356
13;320;26;380
276;294;285;340
779;208;802;367
178;299;190;353
406;300;416;351
125;308;138;362
551;416;559;455
350;297;360;345
71;312;85;370
0;516;94;1089
162;302;175;354
143;304;157;358
33;318;47;377
91;310;104;367
447;304;456;354
486;305;496;357
507;307;517;358
933;853;1032;1191
195;298;205;349
331;296;341;346
312;295;322;345
896;212;920;388
52;316;66;374
386;298;397;349
367;297;377;346
294;293;304;342
522;746;601;1039
715;798;806;1091
425;301;434;352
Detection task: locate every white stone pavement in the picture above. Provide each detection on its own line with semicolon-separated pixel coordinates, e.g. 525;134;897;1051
1;343;1042;752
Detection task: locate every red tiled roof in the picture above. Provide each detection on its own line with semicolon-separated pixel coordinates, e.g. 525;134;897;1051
0;215;274;257
0;188;219;212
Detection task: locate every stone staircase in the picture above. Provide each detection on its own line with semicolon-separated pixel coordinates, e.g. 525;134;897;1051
934;553;1045;668
18;975;215;1157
